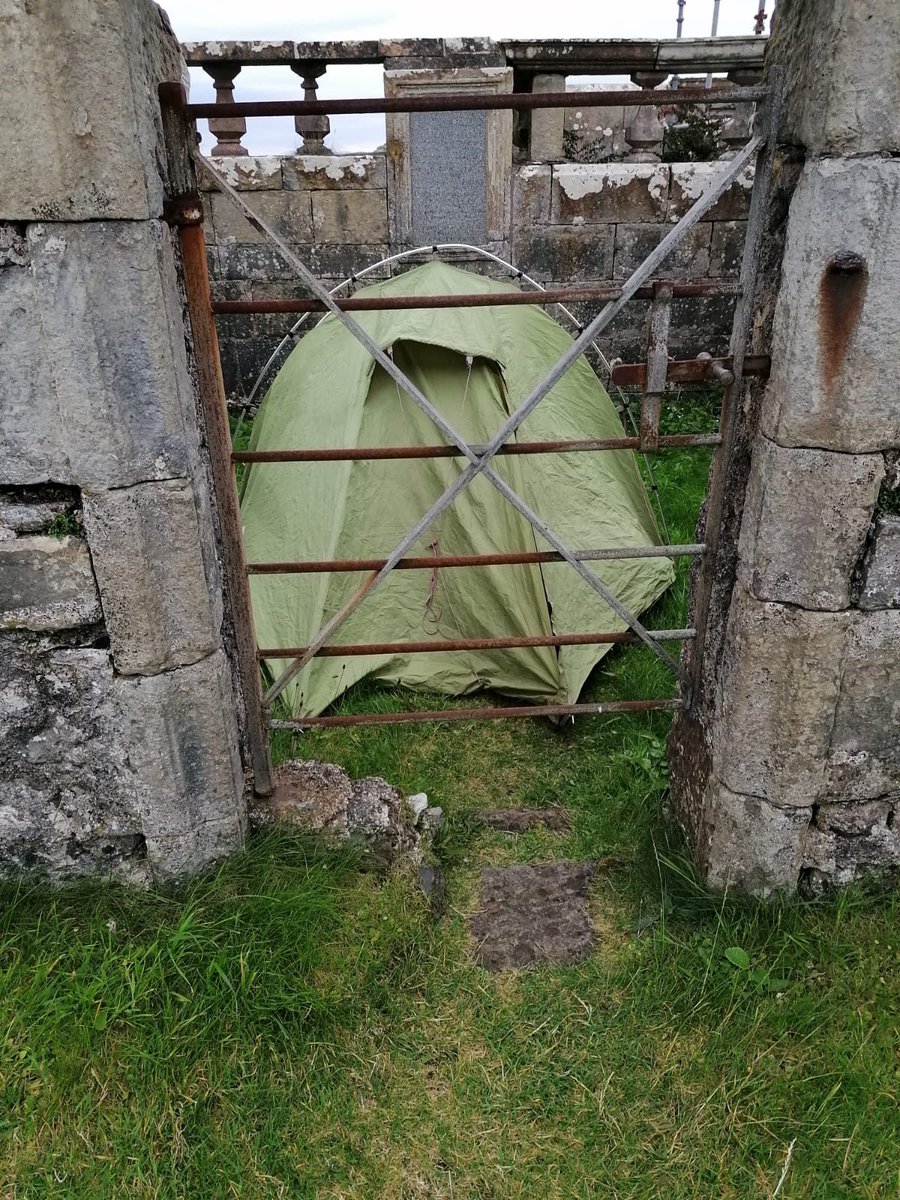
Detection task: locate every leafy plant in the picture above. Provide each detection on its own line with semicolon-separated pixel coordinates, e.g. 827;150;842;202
44;511;80;539
660;102;723;162
724;944;792;992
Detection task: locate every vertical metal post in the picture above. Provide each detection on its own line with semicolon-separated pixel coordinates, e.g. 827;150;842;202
640;282;672;452
159;84;275;797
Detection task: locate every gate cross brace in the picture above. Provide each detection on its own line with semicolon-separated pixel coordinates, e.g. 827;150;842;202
194;133;760;708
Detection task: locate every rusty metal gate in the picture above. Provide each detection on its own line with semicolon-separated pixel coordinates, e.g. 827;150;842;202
159;75;779;797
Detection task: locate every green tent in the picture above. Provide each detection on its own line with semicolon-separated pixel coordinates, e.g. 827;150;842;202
240;262;674;716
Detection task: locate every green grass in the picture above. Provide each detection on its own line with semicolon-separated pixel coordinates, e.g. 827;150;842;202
1;391;897;1197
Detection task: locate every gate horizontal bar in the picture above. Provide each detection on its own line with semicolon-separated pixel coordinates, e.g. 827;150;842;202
611;353;770;387
259;627;694;658
186;86;767;120
248;544;704;575
269;697;683;728
233;433;720;465
212;281;740;315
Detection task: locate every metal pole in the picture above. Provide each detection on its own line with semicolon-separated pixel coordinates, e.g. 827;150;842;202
705;0;721;88
158;84;275;798
259;628;696;659
270;698;683;730
688;70;782;697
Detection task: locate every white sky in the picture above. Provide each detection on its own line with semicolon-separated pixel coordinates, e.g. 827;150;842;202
160;0;767;154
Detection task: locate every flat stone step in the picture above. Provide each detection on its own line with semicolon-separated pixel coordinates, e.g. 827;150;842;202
475;806;570;833
469;860;596;971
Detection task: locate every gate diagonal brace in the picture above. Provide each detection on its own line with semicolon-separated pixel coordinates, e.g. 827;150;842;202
194;135;761;708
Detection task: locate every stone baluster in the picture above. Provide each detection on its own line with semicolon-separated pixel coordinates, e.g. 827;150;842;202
720;69;764;159
291;61;331;155
719;103;754;158
203;62;248;157
624;72;667;163
529;73;566;162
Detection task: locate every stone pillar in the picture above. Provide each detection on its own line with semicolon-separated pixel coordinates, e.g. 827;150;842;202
528;73;565;162
669;0;900;895
0;0;248;882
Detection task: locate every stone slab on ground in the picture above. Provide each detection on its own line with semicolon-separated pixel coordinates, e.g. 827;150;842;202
475;807;570;833
470;861;596;971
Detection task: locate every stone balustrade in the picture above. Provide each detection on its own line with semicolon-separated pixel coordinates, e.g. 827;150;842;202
182;37;765;162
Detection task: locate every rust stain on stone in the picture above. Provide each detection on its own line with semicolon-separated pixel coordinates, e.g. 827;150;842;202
819;251;867;394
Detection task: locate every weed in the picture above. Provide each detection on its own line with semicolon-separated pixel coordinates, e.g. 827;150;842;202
44;510;81;539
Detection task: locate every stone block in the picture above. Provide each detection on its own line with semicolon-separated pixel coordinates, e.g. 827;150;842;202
513;165;552;225
513;227;614;283
700;784;810;896
760;159;900;454
529;74;566;161
716;583;850;805
0;536;101;632
209;191;313;245
738;437;884;610
282;155;387;191
198;156;284;192
768;0;900;156
312;190;389;244
666;163;754;223
0;0;184;221
708;220;746;278
216;241;390;282
564;105;628;162
826;609;900;802
0;501;69;534
82;478;221;676
116;651;245;880
802;798;900;891
552;163;669;224
857;516;900;610
0;264;59;485
613;223;711;281
0;643;146;882
0;223;28;267
669;293;736;358
1;222;199;489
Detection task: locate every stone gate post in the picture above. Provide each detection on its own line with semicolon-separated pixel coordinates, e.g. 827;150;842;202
669;0;900;894
0;1;253;881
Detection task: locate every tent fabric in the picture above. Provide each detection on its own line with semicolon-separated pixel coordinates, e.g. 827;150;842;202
240;261;674;716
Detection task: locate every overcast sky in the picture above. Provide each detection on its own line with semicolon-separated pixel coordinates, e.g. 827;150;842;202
161;0;767;154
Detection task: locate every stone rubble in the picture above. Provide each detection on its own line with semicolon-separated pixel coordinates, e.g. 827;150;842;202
249;759;444;871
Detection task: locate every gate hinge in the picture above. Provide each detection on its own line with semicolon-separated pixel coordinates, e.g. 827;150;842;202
163;193;205;227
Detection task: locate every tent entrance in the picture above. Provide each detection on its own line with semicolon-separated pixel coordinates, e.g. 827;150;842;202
159;77;778;791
